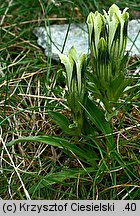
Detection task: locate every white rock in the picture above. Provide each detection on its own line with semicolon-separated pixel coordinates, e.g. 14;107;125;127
33;20;140;60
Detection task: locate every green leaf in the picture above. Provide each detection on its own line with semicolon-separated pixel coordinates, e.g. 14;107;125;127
111;73;131;101
81;98;115;150
48;111;70;133
87;82;101;98
120;52;129;71
6;135;97;166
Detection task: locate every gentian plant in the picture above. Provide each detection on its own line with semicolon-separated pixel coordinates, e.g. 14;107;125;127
87;4;131;120
59;47;87;134
51;4;139;139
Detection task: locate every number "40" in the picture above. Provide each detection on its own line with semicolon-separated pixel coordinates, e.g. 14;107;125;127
125;203;136;211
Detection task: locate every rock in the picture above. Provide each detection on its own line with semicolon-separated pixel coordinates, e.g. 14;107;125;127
33;20;140;60
127;19;140;55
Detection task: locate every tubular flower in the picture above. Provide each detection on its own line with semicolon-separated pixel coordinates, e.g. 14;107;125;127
87;4;130;116
59;47;87;133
